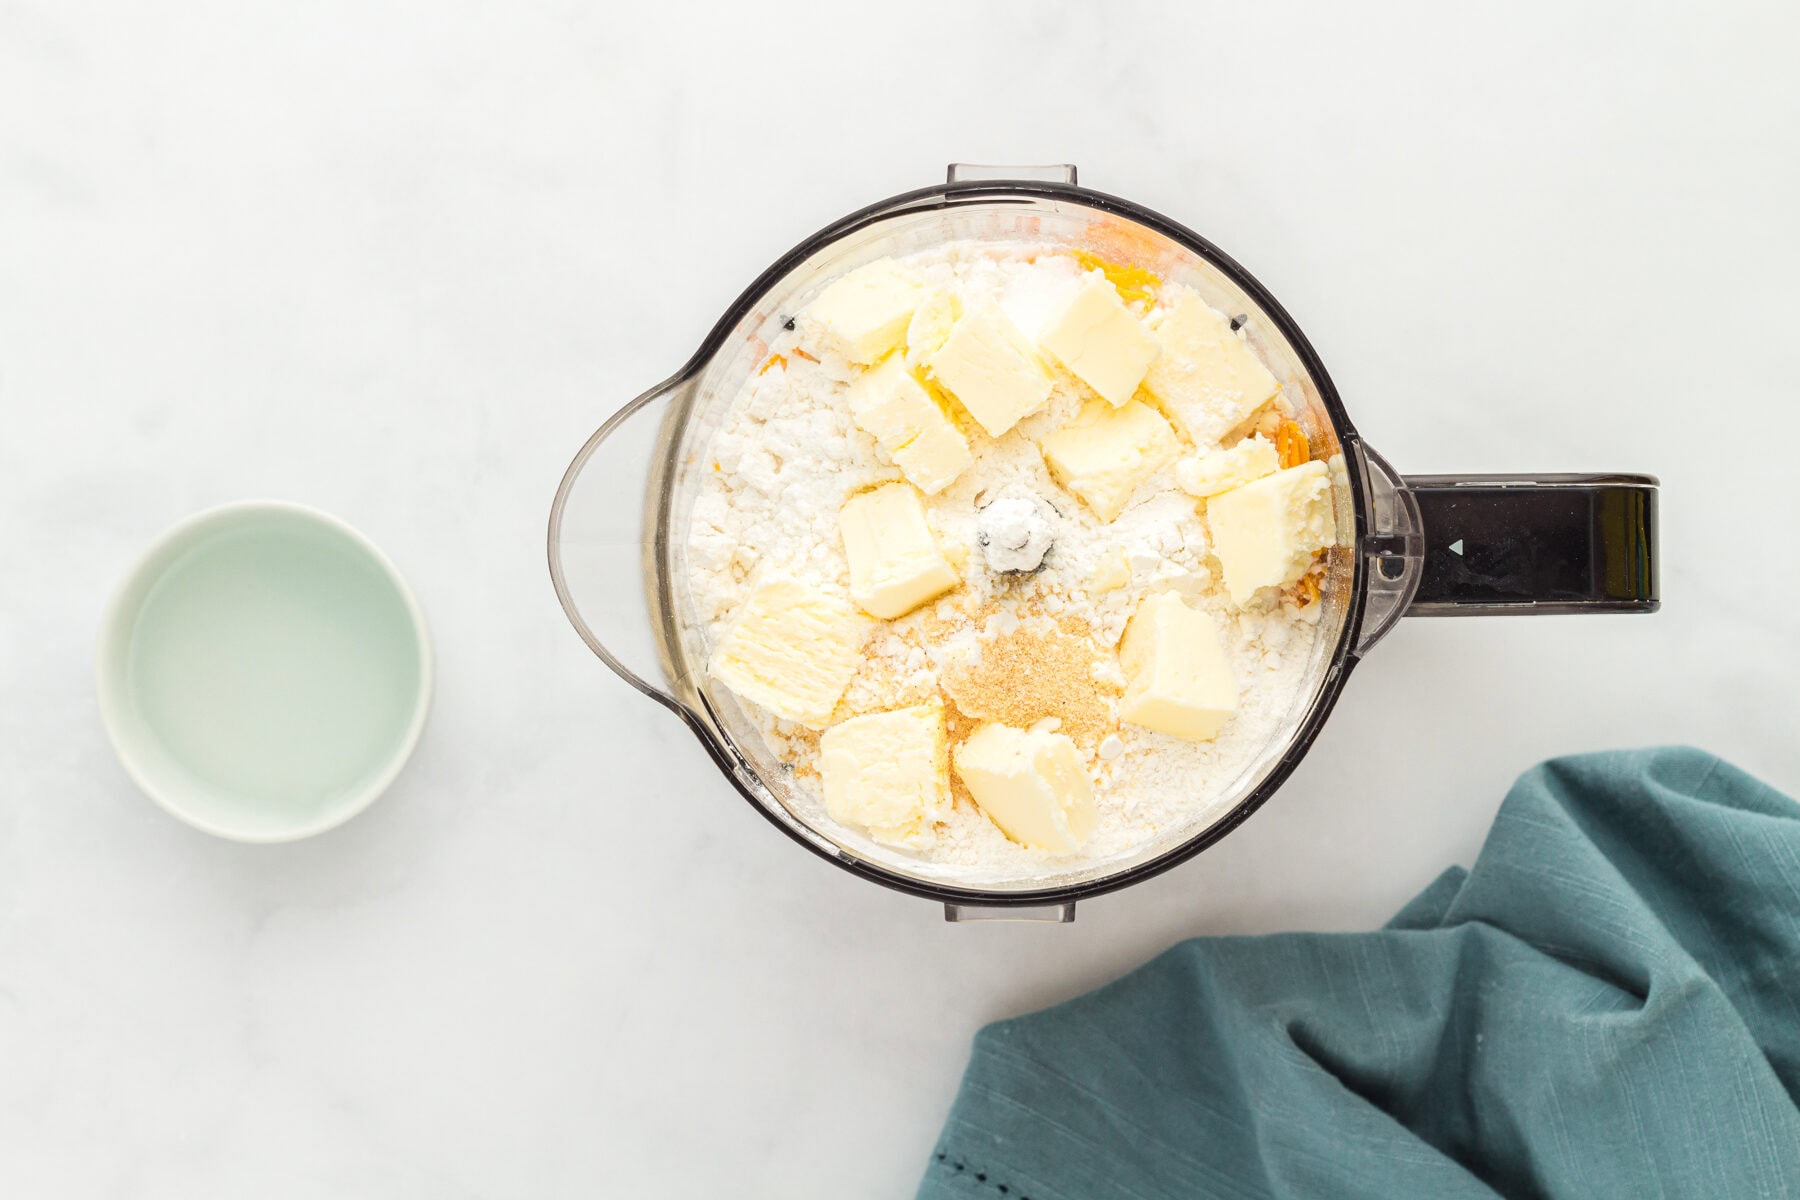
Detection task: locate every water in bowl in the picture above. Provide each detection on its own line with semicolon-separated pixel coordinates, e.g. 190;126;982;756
124;513;425;834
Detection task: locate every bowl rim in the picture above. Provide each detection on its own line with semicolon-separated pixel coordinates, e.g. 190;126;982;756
96;499;434;843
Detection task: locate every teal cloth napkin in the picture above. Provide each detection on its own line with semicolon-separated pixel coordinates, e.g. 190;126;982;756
918;748;1800;1199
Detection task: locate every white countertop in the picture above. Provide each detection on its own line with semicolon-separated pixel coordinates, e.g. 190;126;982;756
5;4;1799;1195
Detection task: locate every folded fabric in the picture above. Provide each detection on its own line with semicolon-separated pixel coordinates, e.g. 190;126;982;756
918;748;1800;1199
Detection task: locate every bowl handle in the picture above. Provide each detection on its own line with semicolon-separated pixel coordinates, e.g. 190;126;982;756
1354;446;1658;654
1400;472;1658;616
548;376;697;713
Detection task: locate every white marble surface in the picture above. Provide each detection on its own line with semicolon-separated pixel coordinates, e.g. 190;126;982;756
4;3;1799;1194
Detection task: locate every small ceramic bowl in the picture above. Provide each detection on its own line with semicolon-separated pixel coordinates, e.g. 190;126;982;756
97;501;432;841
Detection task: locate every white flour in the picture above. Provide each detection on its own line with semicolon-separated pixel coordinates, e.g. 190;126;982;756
977;495;1053;574
685;243;1324;878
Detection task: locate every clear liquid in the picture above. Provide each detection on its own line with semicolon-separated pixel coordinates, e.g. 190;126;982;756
127;519;425;832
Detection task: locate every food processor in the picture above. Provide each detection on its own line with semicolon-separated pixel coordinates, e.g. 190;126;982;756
548;165;1658;921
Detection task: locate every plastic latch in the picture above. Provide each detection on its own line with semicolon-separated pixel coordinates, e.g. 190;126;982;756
947;163;1078;185
943;902;1077;923
1354;445;1426;656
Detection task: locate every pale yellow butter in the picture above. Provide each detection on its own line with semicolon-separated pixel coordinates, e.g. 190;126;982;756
1039;398;1181;522
1175;435;1280;499
926;307;1054;438
1207;460;1337;605
808;258;925;365
1038;272;1159;406
904;289;961;372
710;574;871;726
820;702;949;842
953;723;1097;854
1142;291;1281;446
1118;592;1238;741
839;482;960;620
1089;548;1131;594
848;354;972;495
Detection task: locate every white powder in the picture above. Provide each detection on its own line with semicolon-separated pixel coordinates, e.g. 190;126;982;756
978;494;1053;573
685;243;1324;879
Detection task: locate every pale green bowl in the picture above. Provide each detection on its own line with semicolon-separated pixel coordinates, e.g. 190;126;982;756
97;501;432;842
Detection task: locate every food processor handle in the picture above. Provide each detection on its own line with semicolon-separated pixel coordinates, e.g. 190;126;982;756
1400;474;1659;615
548;377;697;715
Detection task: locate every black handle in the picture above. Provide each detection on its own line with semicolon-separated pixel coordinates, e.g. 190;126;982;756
1404;474;1658;615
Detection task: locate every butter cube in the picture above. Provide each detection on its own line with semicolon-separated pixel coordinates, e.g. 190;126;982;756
1038;273;1160;406
1088;548;1131;594
820;702;949;842
807;258;925;365
847;354;972;495
1175;435;1279;499
1039;399;1181;522
839;482;960;620
926;308;1054;438
905;289;961;372
710;574;871;726
1118;592;1238;741
953;723;1097;854
1142;291;1281;446
1207;460;1337;605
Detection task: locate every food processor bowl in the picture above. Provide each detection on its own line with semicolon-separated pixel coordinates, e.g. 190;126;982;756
549;165;1658;920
